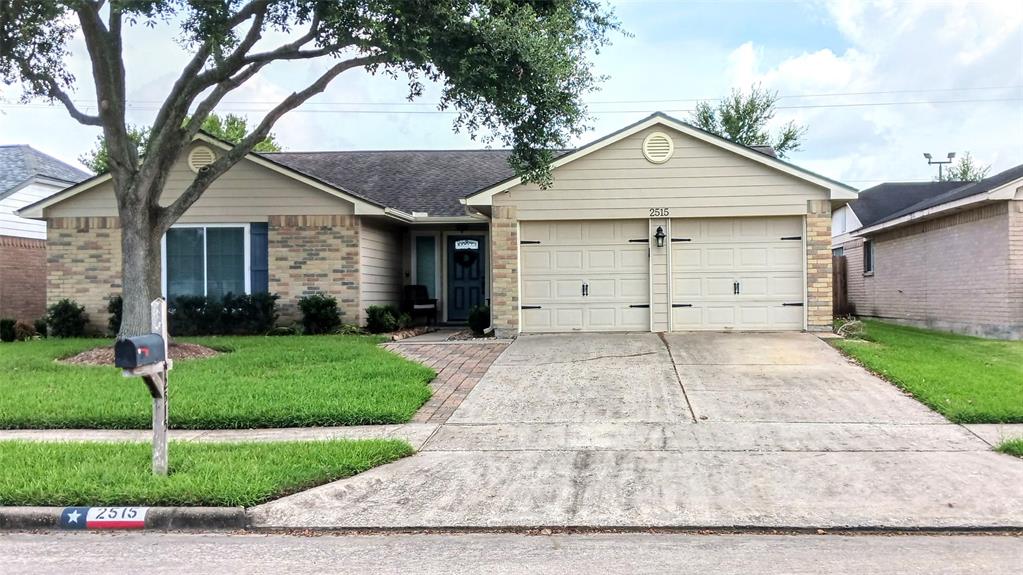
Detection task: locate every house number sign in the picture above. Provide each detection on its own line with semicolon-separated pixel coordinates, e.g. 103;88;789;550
649;208;670;217
454;239;479;250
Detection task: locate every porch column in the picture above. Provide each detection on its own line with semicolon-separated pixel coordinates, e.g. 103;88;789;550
490;205;519;337
806;200;833;331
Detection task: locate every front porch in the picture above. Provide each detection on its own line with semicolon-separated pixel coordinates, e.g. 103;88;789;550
398;223;490;326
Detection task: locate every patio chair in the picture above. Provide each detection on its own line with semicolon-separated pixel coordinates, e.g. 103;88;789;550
401;284;438;325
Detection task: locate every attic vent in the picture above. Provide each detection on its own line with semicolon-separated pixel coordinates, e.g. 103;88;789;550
188;146;216;173
642;132;674;164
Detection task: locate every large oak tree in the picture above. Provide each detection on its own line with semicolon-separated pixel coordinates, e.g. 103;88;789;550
1;0;619;336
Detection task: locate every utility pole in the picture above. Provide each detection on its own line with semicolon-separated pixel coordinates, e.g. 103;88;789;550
924;152;955;180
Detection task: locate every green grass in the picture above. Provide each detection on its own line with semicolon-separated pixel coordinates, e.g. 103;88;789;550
996;438;1023;458
0;336;434;429
0;439;412;506
831;320;1023;423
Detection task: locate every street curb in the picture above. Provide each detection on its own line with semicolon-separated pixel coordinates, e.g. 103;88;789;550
0;507;246;530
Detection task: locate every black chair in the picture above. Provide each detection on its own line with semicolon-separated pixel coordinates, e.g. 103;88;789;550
401;285;438;325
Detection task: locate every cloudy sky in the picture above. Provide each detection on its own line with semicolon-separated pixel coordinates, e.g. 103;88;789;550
1;0;1021;188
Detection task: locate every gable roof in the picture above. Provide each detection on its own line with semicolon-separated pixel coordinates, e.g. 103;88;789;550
464;111;858;206
848;181;968;228
0;145;90;199
263;150;519;217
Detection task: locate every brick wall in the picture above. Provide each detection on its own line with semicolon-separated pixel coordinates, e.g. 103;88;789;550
268;215;360;325
840;202;1018;339
805;200;833;331
490;205;519;338
1008;201;1023;336
0;235;47;322
46;217;122;333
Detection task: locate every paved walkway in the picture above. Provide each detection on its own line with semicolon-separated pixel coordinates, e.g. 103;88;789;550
249;332;1023;530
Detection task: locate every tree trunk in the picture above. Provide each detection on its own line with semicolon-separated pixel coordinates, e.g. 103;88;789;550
117;195;164;339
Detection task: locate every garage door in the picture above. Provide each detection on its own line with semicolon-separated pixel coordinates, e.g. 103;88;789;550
521;220;649;332
670;216;804;330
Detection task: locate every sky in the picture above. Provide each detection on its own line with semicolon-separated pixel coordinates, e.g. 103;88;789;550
1;0;1021;189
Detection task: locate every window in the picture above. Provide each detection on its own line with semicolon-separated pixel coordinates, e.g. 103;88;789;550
163;225;249;300
832;247;844;257
862;240;874;274
413;234;438;297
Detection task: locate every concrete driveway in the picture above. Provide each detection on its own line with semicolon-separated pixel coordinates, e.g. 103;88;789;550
250;332;1023;529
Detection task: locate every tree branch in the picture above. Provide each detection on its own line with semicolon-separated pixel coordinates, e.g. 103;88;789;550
159;53;387;227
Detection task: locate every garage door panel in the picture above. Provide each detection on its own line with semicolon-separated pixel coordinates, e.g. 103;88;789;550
772;245;803;267
523;279;553;299
522;251;551;271
619;247;650;270
557;250;584;269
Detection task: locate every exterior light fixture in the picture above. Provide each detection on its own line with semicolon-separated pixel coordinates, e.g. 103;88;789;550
654;226;666;248
923;151;956;180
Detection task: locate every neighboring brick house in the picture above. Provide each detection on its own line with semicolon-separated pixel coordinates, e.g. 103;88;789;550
832;164;1023;339
19;113;856;335
0;146;90;323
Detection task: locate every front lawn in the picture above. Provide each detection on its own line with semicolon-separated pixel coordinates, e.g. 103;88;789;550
831;321;1023;423
0;439;412;506
0;336;434;429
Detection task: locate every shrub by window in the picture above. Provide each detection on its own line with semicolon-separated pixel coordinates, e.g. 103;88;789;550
0;319;15;342
298;294;342;335
468;304;490;336
33;318;47;338
365;305;400;333
169;293;279;336
46;299;89;338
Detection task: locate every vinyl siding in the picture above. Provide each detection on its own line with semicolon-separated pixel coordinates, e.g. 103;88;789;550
45;143;355;222
1;181;65;239
494;125;829;220
359;218;403;325
839;202;1019;339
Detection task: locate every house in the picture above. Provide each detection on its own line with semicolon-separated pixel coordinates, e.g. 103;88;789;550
0;146;90;322
832;164;1023;339
18;112;857;336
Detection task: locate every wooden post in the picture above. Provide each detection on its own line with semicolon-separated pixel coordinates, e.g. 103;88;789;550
146;298;170;476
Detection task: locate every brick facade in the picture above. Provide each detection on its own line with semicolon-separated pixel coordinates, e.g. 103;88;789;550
0;235;48;322
490;205;519;338
46;217;122;333
805;200;833;331
837;202;1020;339
268;215;361;324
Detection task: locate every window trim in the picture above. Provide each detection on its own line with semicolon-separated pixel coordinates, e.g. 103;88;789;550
862;239;874;276
161;223;251;299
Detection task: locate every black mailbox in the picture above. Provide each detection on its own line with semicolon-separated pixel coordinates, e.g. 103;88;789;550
114;334;167;369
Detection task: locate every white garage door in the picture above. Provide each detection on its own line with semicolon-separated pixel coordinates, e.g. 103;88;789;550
670;216;804;330
521;220;650;332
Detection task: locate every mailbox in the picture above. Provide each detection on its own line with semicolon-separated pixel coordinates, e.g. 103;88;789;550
114;334;167;369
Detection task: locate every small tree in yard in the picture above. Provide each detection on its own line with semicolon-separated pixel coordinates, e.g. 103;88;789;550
938;152;990;182
691;84;806;158
1;1;621;338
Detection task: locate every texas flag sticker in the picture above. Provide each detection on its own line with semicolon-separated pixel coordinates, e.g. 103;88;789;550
61;507;148;529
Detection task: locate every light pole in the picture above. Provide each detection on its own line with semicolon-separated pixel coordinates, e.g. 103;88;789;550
924;152;955;180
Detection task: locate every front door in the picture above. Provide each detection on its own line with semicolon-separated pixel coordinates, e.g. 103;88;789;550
447;235;486;322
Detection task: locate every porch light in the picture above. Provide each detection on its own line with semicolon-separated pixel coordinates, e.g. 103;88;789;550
654;226;666;248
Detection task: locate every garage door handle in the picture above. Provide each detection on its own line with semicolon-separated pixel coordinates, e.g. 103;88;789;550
782;302;804;307
520;240;541;245
780;236;802;241
733;281;740;295
521;305;542;310
628;238;650;243
629;304;650;308
672;304;692;308
671;238;691;242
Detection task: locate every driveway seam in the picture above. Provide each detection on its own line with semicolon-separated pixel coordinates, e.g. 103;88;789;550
657;332;698;423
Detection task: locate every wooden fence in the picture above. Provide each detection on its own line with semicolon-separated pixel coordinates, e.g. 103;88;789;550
832;255;850;316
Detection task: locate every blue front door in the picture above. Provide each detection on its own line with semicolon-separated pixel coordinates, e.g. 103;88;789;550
447;235;486;322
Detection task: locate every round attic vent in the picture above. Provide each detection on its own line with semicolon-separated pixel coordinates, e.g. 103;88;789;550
188;145;216;173
642;132;674;164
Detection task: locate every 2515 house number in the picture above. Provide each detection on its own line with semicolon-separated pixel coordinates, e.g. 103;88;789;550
649;208;670;217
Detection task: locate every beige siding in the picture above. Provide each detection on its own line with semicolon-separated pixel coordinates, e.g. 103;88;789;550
359;218;403;324
649;218;669;331
841;203;1018;339
494;125;829;220
46;143;354;222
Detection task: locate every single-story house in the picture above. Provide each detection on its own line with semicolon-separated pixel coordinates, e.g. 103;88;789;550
0;145;90;322
832;164;1023;339
19;112;856;336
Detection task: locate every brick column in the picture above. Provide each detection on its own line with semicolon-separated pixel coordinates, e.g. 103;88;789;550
490;205;519;338
46;217;123;334
0;236;48;322
1009;201;1023;337
268;215;360;325
805;200;833;331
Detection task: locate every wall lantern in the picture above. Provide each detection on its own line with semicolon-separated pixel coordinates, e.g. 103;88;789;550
654;226;666;248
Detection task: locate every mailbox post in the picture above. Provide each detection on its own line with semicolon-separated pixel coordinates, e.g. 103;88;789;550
115;298;172;476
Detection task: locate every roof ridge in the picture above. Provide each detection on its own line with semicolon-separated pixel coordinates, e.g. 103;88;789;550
264;148;515;155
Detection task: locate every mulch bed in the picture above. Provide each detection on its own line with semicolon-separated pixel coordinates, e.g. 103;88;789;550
60;343;221;366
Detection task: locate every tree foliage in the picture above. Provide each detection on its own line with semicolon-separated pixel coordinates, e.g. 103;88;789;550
79;114;281;173
691;85;806;158
0;0;621;337
938;152;990;182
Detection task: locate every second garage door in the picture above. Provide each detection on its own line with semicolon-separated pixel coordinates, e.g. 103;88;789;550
520;220;650;332
670;216;805;330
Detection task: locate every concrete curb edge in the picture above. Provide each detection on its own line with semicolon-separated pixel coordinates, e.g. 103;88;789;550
0;507;247;530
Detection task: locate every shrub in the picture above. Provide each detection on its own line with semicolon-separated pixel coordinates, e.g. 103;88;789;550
107;295;123;335
333;323;366;336
468;304;490;336
33;318;47;338
365;305;399;334
169;295;221;336
14;321;37;341
169;293;279;336
0;318;14;342
396;312;412;331
46;299;89;338
224;292;279;335
298;293;342;335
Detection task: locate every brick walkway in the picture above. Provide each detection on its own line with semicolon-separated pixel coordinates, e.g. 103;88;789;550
383;342;510;424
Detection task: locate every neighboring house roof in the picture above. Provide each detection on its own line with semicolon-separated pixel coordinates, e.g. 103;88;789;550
263;150;519;217
847;181;968;228
0;145;90;199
